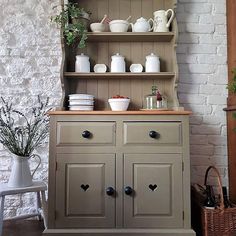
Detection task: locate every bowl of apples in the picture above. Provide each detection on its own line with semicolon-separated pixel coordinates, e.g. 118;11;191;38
108;95;130;111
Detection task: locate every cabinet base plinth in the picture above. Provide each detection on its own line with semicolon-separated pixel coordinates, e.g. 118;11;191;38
43;228;196;236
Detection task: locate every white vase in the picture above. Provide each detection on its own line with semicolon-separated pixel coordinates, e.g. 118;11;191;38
8;154;41;188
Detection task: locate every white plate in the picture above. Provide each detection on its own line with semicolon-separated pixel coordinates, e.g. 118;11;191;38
69;105;94;111
69;94;94;100
130;64;143;73
69;100;94;106
94;64;107;73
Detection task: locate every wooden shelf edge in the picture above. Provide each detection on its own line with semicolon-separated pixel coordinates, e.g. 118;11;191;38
48;110;192;115
64;72;176;79
87;32;174;42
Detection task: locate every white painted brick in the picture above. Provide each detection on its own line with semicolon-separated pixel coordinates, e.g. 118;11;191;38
179;94;206;104
202;115;225;125
178;83;199;93
200;84;226;95
190;145;214;155
208;95;227;105
189;115;203;125
184;104;212;115
176;14;199;23
214;146;227;156
177;54;198;64
213;3;226;14
179;74;208;84
188;44;217;54
178;34;199;44
186;23;215;34
184;4;212;14
208;135;227;146
189;64;216;74
191;125;221;135
190;135;208;145
215;25;227;35
197;55;226;65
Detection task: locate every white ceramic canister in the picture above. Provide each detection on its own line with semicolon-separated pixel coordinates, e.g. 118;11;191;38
75;53;90;73
145;53;160;72
111;53;126;72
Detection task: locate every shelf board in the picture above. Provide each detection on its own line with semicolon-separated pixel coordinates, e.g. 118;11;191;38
64;72;175;80
86;32;174;42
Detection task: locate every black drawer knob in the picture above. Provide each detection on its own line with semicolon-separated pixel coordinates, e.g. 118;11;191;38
82;130;91;139
149;130;157;139
124;186;133;195
106;187;115;196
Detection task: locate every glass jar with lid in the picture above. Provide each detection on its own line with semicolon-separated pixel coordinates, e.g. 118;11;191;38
143;86;168;109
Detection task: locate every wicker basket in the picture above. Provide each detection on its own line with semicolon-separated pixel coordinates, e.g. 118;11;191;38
197;166;236;236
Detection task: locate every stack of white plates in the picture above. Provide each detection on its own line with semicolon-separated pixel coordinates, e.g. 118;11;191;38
68;94;94;111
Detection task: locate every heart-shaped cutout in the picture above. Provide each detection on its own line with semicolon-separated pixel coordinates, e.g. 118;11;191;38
81;184;89;191
149;184;157;191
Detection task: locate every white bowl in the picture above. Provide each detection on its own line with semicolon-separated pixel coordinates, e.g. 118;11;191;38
90;23;106;32
109;20;129;32
108;98;130;111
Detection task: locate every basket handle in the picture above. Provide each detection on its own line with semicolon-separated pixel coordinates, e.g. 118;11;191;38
204;166;224;209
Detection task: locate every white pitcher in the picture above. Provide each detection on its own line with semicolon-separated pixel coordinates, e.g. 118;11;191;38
153;9;175;32
8;154;41;188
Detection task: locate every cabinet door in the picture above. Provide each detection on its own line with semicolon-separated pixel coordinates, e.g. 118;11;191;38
55;154;116;228
124;154;183;228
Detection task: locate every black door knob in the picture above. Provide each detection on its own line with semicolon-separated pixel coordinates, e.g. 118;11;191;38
124;186;133;195
149;130;157;139
106;187;115;196
82;130;91;139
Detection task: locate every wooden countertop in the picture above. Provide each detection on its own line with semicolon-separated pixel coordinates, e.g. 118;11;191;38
48;110;192;115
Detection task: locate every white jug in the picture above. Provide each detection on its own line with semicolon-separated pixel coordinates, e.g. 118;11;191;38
8;154;41;188
153;9;175;32
75;53;90;73
111;53;126;72
145;53;160;72
130;17;154;32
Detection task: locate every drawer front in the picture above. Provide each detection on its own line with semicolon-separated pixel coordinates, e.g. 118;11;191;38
124;122;182;145
57;122;116;146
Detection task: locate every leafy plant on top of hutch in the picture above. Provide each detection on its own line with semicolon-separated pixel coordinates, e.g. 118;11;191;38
51;2;91;48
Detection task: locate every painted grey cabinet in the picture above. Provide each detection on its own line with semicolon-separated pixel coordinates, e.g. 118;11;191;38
44;114;195;236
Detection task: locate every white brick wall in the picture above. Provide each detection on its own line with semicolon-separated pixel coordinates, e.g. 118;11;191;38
0;0;228;218
177;0;228;186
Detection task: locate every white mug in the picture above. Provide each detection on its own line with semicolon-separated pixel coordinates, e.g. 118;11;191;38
153;9;175;32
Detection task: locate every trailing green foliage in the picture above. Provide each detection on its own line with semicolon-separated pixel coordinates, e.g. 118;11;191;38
51;2;91;48
0;96;50;157
227;68;236;94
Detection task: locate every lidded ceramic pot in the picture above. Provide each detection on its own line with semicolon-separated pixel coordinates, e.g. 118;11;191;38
75;53;90;73
111;53;126;72
145;53;160;72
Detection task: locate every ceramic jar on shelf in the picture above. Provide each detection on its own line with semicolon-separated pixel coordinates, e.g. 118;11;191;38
75;53;90;73
111;53;126;72
145;53;160;72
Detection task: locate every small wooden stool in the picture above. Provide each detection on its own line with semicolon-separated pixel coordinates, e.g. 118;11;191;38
0;181;48;236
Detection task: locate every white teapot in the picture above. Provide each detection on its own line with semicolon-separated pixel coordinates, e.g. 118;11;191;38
145;53;160;72
130;17;154;32
111;53;126;72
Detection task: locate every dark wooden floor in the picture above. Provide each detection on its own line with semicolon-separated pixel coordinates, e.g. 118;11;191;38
3;220;44;236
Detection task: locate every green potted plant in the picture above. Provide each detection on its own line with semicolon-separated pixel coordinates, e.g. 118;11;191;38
51;2;91;48
0;96;50;187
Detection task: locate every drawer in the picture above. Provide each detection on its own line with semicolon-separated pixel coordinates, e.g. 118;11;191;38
123;122;182;145
57;122;116;146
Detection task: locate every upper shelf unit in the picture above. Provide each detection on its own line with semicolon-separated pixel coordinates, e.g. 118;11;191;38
86;32;175;42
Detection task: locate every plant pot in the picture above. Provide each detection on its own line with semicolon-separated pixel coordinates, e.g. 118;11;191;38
8;154;41;188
